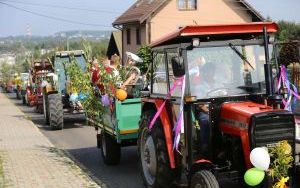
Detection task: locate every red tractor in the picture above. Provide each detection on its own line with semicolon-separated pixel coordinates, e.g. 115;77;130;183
27;59;53;113
138;22;297;187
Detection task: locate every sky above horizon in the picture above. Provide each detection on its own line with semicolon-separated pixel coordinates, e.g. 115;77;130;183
0;0;299;37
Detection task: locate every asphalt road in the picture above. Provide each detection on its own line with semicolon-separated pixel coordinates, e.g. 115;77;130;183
5;93;143;188
3;92;300;188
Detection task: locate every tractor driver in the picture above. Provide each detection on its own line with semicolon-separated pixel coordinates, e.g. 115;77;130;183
195;63;221;152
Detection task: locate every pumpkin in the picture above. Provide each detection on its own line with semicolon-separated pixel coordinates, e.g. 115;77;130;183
116;89;127;101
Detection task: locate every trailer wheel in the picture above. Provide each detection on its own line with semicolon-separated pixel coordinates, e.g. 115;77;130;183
16;91;21;100
48;93;63;130
138;110;175;188
191;170;219;188
36;104;43;114
25;94;29;106
22;96;26;104
43;94;49;124
101;132;121;165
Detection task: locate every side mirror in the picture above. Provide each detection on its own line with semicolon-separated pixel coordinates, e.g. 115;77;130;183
171;56;185;77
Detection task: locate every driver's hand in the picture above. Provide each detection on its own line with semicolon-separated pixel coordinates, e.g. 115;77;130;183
199;104;209;113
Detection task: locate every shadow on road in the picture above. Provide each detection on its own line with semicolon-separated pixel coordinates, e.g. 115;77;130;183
66;146;142;188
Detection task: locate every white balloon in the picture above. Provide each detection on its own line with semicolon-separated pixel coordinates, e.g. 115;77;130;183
250;147;270;171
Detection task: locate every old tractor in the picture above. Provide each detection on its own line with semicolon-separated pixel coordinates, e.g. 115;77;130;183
42;50;86;130
138;22;297;188
12;73;22;99
26;59;53;113
20;72;29;105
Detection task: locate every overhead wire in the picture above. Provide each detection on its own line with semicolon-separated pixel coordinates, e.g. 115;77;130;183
0;1;113;28
1;0;122;15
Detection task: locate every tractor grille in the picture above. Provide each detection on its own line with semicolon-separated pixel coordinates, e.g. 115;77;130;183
250;112;295;148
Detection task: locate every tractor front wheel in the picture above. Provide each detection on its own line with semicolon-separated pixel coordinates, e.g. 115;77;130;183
100;132;121;165
190;170;219;188
48;94;63;130
43;94;49;124
138;110;175;188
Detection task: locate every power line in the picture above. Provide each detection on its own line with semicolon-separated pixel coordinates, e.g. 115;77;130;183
0;2;113;28
1;0;122;15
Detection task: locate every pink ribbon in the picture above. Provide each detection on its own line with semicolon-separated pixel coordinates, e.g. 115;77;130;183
149;76;184;129
173;76;186;150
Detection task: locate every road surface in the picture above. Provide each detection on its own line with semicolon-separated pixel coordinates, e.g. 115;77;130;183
4;92;300;188
6;93;143;188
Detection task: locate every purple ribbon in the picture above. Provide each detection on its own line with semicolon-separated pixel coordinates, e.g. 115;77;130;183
277;65;300;111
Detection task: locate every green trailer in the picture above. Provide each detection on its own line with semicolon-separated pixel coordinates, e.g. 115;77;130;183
87;97;142;165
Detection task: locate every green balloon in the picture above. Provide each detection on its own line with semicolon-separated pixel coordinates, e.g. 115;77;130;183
244;168;265;186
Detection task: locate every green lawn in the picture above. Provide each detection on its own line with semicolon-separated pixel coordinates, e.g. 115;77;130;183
0;155;5;187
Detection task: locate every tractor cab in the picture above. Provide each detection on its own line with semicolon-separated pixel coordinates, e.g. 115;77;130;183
139;22;297;187
53;50;86;95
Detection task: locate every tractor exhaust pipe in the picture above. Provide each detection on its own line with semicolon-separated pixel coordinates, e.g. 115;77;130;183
263;27;282;107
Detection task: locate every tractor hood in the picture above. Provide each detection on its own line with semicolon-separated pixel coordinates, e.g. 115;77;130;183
220;101;283;130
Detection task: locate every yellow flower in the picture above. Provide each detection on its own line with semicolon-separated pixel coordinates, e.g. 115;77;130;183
281;141;292;155
273;177;289;188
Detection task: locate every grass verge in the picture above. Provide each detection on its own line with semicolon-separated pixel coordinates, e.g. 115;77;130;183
0;154;5;187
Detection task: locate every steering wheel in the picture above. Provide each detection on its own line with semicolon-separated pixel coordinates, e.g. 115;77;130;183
206;87;230;97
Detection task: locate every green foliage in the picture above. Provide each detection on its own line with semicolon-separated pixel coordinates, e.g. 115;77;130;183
268;140;293;185
137;45;152;78
276;21;300;66
278;42;299;66
277;21;300;41
0;154;4;188
0;62;13;83
65;57;103;119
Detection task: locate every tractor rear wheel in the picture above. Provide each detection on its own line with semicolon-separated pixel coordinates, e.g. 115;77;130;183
101;132;121;165
190;170;219;188
138;110;175;188
48;93;63;130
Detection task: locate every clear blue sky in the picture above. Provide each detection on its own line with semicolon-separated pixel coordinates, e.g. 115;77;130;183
0;0;299;37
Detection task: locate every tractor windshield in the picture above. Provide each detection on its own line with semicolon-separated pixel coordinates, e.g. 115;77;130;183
74;55;87;71
187;43;272;99
55;55;86;94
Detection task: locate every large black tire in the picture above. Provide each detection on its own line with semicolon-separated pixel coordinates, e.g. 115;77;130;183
48;93;63;130
101;132;121;165
43;94;49;124
138;110;175;188
190;170;219;188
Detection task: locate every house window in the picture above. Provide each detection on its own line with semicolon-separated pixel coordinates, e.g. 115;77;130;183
136;28;141;45
126;29;131;45
178;0;197;10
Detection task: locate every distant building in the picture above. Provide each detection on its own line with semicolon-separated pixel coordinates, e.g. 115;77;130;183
113;0;264;64
0;53;16;65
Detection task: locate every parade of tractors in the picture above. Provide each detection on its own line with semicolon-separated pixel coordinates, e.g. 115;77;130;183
2;22;300;188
